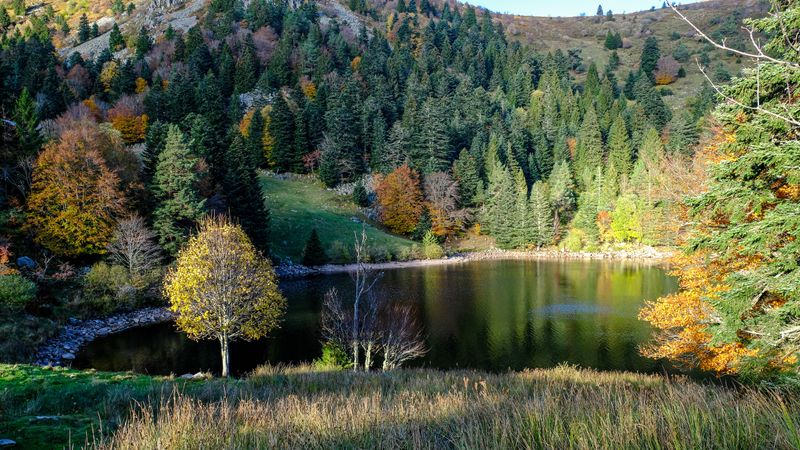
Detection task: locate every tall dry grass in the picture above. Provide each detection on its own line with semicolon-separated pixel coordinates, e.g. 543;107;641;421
89;364;800;449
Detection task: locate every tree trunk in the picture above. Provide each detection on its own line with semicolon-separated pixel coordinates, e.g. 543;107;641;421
352;341;360;372
364;341;373;372
220;335;230;378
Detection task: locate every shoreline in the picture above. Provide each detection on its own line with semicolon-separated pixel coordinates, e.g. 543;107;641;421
35;246;674;367
278;246;675;277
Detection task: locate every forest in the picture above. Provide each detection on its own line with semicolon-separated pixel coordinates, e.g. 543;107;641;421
1;0;799;448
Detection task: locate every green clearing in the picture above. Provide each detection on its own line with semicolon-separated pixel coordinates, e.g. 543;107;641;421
262;175;415;263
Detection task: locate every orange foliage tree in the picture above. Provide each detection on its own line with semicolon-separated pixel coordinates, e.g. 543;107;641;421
374;164;424;235
26;123;132;257
108;96;148;144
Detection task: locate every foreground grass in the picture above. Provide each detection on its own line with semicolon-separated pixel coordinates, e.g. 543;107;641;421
2;364;800;449
261;175;414;263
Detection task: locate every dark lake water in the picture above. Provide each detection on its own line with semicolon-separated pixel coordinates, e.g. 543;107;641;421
74;259;678;376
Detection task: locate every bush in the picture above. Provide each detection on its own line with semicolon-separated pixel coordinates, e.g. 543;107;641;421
421;231;444;260
352;180;370;207
82;262;135;314
561;228;586;252
0;275;37;312
312;342;352;370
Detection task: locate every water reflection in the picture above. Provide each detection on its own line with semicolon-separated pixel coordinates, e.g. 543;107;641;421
75;259;677;376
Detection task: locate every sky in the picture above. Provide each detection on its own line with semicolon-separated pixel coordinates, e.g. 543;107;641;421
464;0;704;17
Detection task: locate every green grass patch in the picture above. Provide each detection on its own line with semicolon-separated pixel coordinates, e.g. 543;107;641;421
3;363;800;449
262;175;414;263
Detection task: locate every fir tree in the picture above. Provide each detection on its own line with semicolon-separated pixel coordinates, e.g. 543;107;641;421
135;27;152;59
12;88;42;160
269;95;297;172
109;23;125;51
634;76;672;131
224;134;270;251
574;108;604;188
640;36;661;82
234;39;258;93
548;160;576;238
152;126;206;255
0;7;11;31
606;114;632;176
485;161;517;249
302;229;328;266
452;149;480;207
247;108;266;168
352;179;370;207
667;113;699;155
512;167;530;248
529;181;554;248
78;14;91;43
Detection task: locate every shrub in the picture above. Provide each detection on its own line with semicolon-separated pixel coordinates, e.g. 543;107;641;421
0;274;37;312
421;231;444;260
82;262;136;314
561;228;586;252
352;180;370;207
312;342;352;370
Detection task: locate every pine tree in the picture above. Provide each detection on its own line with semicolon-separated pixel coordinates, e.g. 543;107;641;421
574;108;604;188
247;108;266;168
548;160;576;238
606;114;632;176
152;125;205;255
12;88;43;160
109;23;125;50
234;39;258;93
352;179;369;207
485;161;517;249
302;229;328;266
152;126;206;255
269;95;297;172
512;167;530;248
0;7;11;31
640;36;661;82
667;113;699;155
452;149;480;207
78;14;91;43
224;134;270;251
135;27;152;59
529;181;554;248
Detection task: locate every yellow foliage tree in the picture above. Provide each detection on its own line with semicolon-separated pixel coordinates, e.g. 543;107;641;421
26;127;128;257
164;216;286;377
99;61;120;93
135;77;148;94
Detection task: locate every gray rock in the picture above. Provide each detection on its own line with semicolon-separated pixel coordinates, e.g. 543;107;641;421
0;439;16;447
61;353;75;360
180;373;195;379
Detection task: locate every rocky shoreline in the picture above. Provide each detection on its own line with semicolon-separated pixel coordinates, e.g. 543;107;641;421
34;307;174;367
278;246;674;277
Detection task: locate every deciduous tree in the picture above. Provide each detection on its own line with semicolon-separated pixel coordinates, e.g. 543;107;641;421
165;216;285;377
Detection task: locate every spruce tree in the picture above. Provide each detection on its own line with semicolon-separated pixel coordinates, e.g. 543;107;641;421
529;181;554;248
224;134;270;251
12;88;42;160
109;23;125;51
152;126;206;255
512;167;530;248
574;108;604;188
0;7;10;31
548;160;576;238
352;179;369;207
485;161;517;249
411;99;450;173
269;95;297;172
78;14;91;43
135;27;152;59
452;149;480;207
640;36;661;82
302;229;328;266
234;39;258;93
634;76;672;131
667;113;699;155
247;108;266;168
606;114;632;176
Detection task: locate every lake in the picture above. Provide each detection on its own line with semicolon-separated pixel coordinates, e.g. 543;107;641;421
74;259;678;376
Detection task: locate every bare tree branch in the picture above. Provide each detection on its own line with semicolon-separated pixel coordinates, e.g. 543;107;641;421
669;2;800;68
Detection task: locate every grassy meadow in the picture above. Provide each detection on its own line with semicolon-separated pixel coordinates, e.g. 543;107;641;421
2;363;800;449
261;174;415;263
